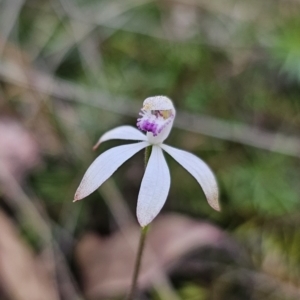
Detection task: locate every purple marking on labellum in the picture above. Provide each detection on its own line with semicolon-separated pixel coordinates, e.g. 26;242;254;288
137;109;174;136
137;119;159;136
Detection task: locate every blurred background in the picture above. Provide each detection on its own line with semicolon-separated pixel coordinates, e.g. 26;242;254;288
1;0;300;299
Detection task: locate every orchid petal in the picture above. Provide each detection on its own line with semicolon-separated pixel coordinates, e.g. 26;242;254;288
93;126;147;150
74;142;149;201
161;144;220;211
137;145;171;226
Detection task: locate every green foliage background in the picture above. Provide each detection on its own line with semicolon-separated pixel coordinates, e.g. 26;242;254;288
1;0;300;299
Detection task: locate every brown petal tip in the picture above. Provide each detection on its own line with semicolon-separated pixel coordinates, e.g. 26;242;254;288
92;142;101;151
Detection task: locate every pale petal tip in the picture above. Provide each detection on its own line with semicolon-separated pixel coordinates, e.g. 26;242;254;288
73;191;83;202
92;142;100;151
137;210;154;227
137;205;161;227
208;194;221;212
212;202;221;212
137;216;150;227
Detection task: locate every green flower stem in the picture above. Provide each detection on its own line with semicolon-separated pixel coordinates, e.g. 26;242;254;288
127;146;152;300
144;145;152;166
127;225;149;300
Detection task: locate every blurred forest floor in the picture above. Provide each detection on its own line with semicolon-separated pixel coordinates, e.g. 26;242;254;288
1;0;300;299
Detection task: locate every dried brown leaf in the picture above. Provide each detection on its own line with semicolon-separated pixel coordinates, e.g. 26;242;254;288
75;213;233;299
0;118;40;180
0;210;59;300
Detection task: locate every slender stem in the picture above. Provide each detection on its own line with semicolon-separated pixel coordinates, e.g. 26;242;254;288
127;146;152;300
127;225;149;300
144;146;151;166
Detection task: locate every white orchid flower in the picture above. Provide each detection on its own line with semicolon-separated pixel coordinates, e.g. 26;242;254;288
74;96;220;226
